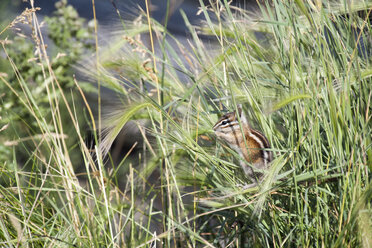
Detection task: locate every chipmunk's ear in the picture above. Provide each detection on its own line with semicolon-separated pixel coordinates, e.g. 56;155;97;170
237;104;242;110
236;104;248;124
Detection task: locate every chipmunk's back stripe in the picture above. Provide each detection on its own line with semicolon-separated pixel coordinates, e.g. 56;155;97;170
251;130;270;148
250;129;272;163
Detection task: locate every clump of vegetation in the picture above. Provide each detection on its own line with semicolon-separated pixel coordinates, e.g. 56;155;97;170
0;0;94;164
0;0;371;247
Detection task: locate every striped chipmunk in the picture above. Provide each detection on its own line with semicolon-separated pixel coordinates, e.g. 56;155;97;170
213;104;273;187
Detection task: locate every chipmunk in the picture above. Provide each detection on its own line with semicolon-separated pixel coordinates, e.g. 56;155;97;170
213;105;273;187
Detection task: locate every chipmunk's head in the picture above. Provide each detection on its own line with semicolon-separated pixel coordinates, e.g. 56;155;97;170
213;104;273;181
213;104;248;135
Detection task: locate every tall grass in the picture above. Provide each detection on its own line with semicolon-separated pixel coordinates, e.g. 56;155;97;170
0;0;371;247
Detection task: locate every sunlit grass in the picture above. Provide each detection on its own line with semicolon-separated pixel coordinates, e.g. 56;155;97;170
0;0;371;247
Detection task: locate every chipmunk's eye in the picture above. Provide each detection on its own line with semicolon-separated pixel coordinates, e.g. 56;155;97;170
221;120;228;125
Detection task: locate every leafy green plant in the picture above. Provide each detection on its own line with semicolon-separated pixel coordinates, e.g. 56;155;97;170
0;0;94;164
44;0;94;87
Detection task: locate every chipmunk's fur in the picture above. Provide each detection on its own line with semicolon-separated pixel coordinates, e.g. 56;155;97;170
213;105;272;184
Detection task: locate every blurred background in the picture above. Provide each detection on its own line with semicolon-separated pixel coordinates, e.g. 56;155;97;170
0;0;259;162
3;0;258;31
